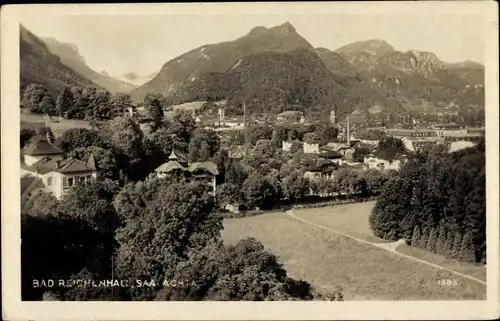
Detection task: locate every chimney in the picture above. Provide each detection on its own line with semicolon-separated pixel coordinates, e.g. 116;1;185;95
347;116;351;146
56;160;61;169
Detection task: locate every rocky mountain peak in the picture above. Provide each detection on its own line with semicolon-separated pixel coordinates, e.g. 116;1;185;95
335;39;396;58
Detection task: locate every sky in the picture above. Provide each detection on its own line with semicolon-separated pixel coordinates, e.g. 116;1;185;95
20;14;485;77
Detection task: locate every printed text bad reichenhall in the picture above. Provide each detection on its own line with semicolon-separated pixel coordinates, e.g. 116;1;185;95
32;279;199;288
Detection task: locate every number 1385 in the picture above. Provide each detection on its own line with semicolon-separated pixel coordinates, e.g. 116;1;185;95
436;279;458;286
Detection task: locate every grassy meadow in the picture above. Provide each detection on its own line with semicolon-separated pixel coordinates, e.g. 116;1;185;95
222;202;487;300
21;113;89;138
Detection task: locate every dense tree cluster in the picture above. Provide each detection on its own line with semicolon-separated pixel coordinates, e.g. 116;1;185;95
22;176;342;301
22;83;133;120
369;141;485;263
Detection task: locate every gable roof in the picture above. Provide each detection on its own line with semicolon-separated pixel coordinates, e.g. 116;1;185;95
24;139;62;156
189;162;219;175
302;159;339;172
155;160;186;173
22;155;97;175
155;160;219;175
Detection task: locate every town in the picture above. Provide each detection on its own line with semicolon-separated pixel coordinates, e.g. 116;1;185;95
18;16;487;303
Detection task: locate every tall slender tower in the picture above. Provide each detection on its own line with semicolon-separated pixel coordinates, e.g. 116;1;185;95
330;109;337;124
243;102;247;128
346;116;351;146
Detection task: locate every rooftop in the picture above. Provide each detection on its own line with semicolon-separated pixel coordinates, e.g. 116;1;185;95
22;154;97;175
277;110;303;117
24;139;62;156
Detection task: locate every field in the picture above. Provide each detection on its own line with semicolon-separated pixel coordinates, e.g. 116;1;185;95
21;113;89;137
222;201;486;300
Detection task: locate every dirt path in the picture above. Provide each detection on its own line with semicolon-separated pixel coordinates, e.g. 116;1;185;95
286;210;487;286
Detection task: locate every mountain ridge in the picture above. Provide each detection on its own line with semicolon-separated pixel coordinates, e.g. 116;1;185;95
42;37;137;94
20;25;98;96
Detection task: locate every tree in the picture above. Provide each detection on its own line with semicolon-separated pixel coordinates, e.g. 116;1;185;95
318;125;338;143
363;169;388;196
144;93;164;125
114;180;221;299
21;213;116;300
110;93;133;117
56;87;74;117
85;88;112;120
99;117;145;180
451;232;463;260
23;193;58;217
188;128;220;162
282;170;309;202
334;168;362;197
426;228;438;253
57;179;120;234
216;183;242;207
459;230;477;263
20;128;36;148
411;225;421;247
419;226;429;249
245;125;273;145
252;139;277;160
55;128;106;153
39;94;57;115
242;171;277;210
353;147;371;163
272;125;289;147
436;224;447;255
225;162;248;187
443;231;455;258
303;132;320;144
22;84;47;113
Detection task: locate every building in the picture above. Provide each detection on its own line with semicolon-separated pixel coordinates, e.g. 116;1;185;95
302;159;340;181
276;111;304;124
385;128;438;139
448;140;476;153
442;132;483;143
363;149;410;171
402;137;446;152
21;139;98;203
155;150;219;194
282;140;303;152
303;141;320;154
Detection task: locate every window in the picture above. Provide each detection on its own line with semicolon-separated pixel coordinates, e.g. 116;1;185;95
68;177;74;187
63;177;69;188
47;177;52;186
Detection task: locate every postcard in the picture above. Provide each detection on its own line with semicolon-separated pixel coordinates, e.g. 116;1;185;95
1;1;499;320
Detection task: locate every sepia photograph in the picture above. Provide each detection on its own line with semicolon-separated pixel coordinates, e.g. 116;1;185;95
2;2;499;320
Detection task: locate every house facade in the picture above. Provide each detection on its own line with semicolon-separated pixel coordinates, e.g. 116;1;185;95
21;139;98;203
155;150;219;195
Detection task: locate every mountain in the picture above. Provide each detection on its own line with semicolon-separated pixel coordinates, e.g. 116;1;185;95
336;39;396;58
42;37;137;94
117;72;157;87
314;47;362;81
130;21;314;102
20;25;97;96
445;60;485;85
335;39;484;110
164;47;402;118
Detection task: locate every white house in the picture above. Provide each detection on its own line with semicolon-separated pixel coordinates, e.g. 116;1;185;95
21;139;98;204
